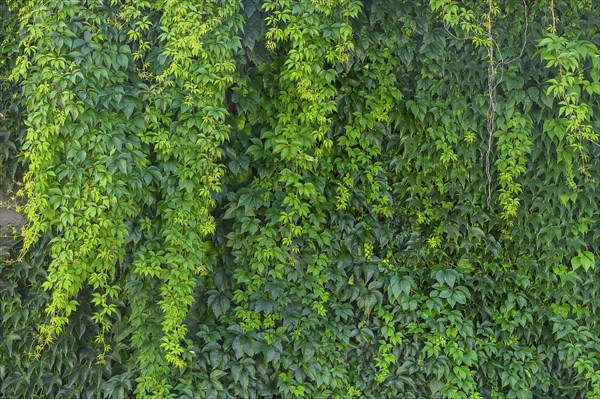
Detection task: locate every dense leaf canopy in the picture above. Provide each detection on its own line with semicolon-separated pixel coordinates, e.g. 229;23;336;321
1;0;599;398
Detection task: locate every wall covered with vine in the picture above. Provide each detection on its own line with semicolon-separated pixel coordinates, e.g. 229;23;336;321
1;0;599;398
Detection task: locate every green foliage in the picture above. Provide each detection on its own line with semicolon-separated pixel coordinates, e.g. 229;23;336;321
0;0;23;191
1;0;599;398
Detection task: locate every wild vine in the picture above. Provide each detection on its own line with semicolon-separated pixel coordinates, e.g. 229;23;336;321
1;1;599;399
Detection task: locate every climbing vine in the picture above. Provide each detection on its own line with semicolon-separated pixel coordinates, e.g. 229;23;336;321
1;0;599;399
